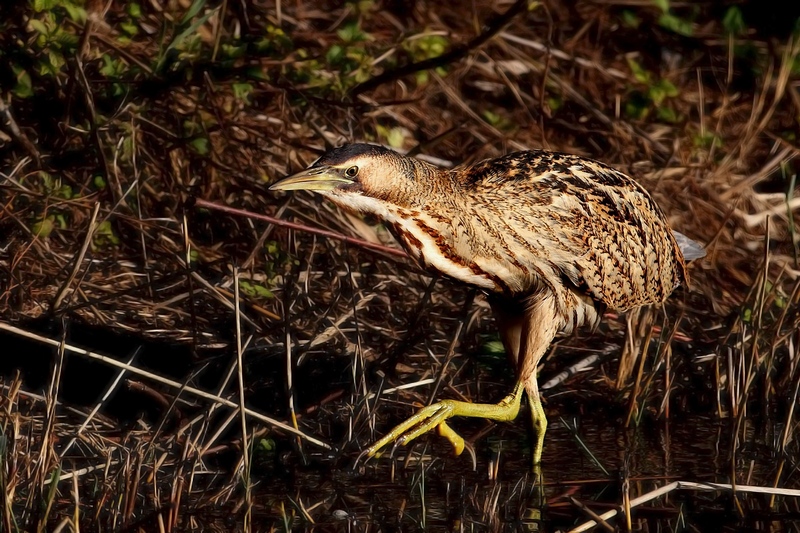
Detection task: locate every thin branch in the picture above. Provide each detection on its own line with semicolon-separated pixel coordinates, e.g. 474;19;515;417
350;0;529;96
193;197;409;259
0;322;332;450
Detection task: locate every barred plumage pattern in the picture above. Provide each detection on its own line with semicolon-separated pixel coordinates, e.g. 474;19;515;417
270;143;702;466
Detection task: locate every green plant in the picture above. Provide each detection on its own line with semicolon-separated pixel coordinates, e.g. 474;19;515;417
403;33;449;84
238;280;275;299
232;82;254;103
722;6;746;36
652;0;694;37
93;220;120;248
99;54;131;97
692;131;722;150
11;64;34;98
255;24;293;56
27;0;84;82
624;57;680;122
620;10;641;29
375;125;407;149
323;21;375;92
482;109;513;131
154;0;218;72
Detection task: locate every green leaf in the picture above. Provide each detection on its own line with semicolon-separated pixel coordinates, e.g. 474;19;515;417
190;137;210;155
120;20;138;36
625;57;650;84
11;66;33;98
47;50;65;71
693;132;722;149
246;66;269;81
232;82;253;102
254;285;274;298
33;0;57;12
29;19;49;35
624;92;650;120
221;43;246;58
649;79;678;106
127;2;142;18
658;13;693;37
239;281;274;299
180;0;207;25
385;127;405;149
93;175;107;189
94;220;120;247
157;5;218;71
100;54;120;77
621;10;640;28
326;44;344;65
264;241;280;255
656;106;678;123
337;21;367;43
659;79;678;97
649;85;666;105
33;216;55;237
652;0;669;13
483;340;506;355
57;184;73;199
482;109;501;126
50;29;79;48
546;96;562;112
63;4;87;23
722;6;745;36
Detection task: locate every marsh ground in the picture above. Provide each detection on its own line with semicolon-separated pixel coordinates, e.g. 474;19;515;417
2;0;800;531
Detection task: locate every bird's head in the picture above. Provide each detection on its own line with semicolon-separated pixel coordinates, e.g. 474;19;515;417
270;144;425;215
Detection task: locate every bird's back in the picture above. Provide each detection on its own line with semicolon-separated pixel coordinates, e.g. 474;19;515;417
431;151;689;326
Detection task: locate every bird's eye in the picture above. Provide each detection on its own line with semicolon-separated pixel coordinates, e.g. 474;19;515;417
345;166;359;178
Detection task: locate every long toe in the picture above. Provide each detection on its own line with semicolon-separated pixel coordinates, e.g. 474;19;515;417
367;401;457;457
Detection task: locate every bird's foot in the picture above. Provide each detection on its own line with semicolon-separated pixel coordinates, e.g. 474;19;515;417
366;400;465;458
365;382;525;460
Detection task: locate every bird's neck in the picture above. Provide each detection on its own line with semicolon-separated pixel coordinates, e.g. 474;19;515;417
407;159;461;206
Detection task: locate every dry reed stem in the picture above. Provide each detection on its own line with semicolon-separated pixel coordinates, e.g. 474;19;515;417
1;0;799;529
569;480;800;533
0;322;330;449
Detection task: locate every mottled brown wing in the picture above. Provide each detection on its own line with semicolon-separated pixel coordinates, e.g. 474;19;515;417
469;152;686;311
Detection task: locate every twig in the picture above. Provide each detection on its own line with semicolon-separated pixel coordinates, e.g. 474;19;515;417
568;480;800;533
52;202;101;311
0;321;332;449
0;97;42;165
233;265;253;530
193;198;408;259
350;0;529;95
59;348;140;459
498;32;627;80
567;496;615;533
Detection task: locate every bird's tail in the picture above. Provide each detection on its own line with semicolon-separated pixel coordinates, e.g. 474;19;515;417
672;230;706;261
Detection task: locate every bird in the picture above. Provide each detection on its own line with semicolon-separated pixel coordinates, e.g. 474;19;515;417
269;143;705;466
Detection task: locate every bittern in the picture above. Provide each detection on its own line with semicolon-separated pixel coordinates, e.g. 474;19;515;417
270;143;704;465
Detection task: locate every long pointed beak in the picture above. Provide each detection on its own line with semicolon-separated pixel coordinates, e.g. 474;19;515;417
269;166;353;191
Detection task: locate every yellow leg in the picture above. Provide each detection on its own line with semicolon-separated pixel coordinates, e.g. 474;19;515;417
367;381;525;458
529;391;547;465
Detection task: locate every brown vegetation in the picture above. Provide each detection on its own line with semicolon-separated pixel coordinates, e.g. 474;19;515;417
1;0;799;530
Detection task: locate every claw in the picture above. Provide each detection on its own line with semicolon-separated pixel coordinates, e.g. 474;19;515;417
365;381;526;462
367;400;460;457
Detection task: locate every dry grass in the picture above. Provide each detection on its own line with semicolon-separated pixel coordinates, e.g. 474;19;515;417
1;0;800;530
